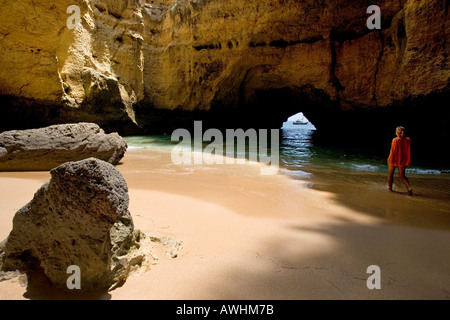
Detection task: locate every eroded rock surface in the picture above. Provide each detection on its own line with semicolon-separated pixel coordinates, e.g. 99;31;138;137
0;158;145;292
0;122;127;171
0;0;448;134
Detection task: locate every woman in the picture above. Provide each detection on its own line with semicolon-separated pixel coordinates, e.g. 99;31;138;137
387;126;413;195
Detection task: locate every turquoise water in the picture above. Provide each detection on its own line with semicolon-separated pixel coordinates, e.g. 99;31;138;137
124;122;447;177
280;122;446;175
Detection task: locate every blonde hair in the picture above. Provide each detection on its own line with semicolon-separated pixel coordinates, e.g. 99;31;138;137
396;126;405;132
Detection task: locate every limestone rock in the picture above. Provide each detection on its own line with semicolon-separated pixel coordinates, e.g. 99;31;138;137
0;0;448;137
0;122;127;171
140;0;449;118
0;158;146;292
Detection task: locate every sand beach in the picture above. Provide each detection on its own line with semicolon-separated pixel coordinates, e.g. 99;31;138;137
1;0;449;304
0;148;449;300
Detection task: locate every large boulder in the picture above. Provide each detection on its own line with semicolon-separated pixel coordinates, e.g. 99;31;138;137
0;158;147;292
0;123;127;171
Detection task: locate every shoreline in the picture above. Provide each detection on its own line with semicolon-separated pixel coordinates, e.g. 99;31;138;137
0;148;449;299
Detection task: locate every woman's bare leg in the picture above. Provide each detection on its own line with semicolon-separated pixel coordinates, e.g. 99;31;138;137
398;166;412;194
388;164;396;191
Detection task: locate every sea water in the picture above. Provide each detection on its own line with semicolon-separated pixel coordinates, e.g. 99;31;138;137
280;122;448;174
125;122;450;230
125;122;448;177
124;122;450;229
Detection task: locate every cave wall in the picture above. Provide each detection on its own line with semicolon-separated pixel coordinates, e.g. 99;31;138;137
0;0;449;149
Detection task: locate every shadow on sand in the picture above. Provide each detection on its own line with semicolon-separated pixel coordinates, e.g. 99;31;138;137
201;219;450;299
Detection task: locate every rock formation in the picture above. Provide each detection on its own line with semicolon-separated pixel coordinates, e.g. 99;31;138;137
0;158;147;292
0;122;127;171
0;0;448;150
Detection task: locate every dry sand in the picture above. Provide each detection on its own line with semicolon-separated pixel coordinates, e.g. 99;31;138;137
0;149;449;300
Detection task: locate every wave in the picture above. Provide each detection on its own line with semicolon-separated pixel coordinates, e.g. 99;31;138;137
406;168;443;175
349;163;443;175
348;163;382;172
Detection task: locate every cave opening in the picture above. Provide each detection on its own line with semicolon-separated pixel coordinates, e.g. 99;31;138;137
282;112;316;129
237;86;450;171
1;84;449;172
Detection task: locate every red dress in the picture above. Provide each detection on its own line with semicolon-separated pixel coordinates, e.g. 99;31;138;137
388;137;411;167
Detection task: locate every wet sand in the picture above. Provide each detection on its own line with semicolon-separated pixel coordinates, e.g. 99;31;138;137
0;148;449;299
